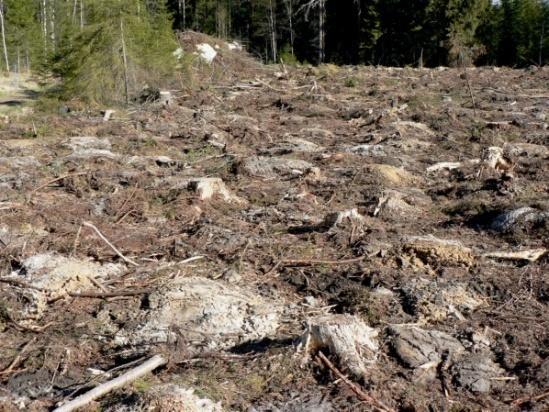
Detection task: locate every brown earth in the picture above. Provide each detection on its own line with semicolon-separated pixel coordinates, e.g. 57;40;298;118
0;39;548;411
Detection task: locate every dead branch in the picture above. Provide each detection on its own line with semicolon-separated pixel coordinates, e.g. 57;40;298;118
281;255;366;267
48;288;153;304
30;172;89;195
0;337;37;377
82;221;139;267
315;351;394;412
512;390;549;406
53;354;167;412
0;277;48;292
463;69;477;118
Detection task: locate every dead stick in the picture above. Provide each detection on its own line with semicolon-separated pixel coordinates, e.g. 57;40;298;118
53;354;167;412
282;255;365;267
30;172;89;194
48;288;152;304
0;337;37;376
82;221;139;267
463;69;477;118
316;351;394;412
0;277;48;292
512;389;549;406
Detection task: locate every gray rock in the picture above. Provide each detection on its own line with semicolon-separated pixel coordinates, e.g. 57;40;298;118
452;354;506;393
0;156;41;169
242;156;314;178
389;325;464;368
490;207;547;233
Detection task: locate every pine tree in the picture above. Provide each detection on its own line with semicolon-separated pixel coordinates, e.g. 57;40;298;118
55;0;178;105
446;0;490;66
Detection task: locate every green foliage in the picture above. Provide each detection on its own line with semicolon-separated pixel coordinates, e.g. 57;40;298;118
279;45;300;65
446;0;491;66
53;0;178;105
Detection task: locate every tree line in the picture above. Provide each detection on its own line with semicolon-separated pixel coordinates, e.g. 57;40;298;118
170;0;548;67
0;1;545;103
0;0;547;75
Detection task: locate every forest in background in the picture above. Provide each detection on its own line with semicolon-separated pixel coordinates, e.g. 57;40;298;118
0;0;547;103
170;0;549;67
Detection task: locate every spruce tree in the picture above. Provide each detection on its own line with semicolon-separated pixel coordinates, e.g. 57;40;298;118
55;0;178;105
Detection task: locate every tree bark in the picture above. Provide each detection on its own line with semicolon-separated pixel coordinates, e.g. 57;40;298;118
120;17;130;105
0;0;9;74
268;0;277;62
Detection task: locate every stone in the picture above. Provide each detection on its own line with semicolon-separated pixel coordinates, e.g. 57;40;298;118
241;156;314;178
389;325;464;368
452;354;506;393
490;207;547;233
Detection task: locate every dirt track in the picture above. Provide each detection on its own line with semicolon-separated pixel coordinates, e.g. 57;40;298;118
0;47;548;411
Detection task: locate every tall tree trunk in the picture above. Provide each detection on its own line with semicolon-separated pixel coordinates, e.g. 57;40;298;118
179;0;186;29
0;0;9;74
540;20;545;66
50;0;56;52
283;0;294;56
42;0;48;54
318;0;325;63
73;0;78;25
120;17;130;105
268;0;277;62
26;48;30;73
80;0;84;30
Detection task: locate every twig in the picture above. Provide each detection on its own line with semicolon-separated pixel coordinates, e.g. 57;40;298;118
53;354;167;412
71;224;82;257
48;288;153;304
463;68;477;118
6;311;54;333
82;221;139;267
30;172;89;195
0;337;37;377
0;277;47;292
315;351;394;412
512;389;549;406
89;277;108;293
281;255;366;267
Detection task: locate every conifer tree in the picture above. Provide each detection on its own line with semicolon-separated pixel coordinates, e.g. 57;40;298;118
54;0;178;104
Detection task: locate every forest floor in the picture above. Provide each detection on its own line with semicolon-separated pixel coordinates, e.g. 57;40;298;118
0;35;548;411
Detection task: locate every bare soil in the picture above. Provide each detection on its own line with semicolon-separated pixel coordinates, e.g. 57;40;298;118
0;45;547;411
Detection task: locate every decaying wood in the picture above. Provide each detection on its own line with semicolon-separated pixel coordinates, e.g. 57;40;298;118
53;354;167;412
0;337;37;378
316;351;394;412
512;390;549;406
281;255;366;267
30;172;89;195
82;221;139;267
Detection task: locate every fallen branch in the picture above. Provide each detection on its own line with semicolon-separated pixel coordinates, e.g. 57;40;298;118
48;288;153;304
0;277;47;292
53;354;167;412
315;351;394;412
82;221;139;267
512;389;549;406
30;172;89;195
463;69;477;118
0;337;37;377
281;255;366;267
